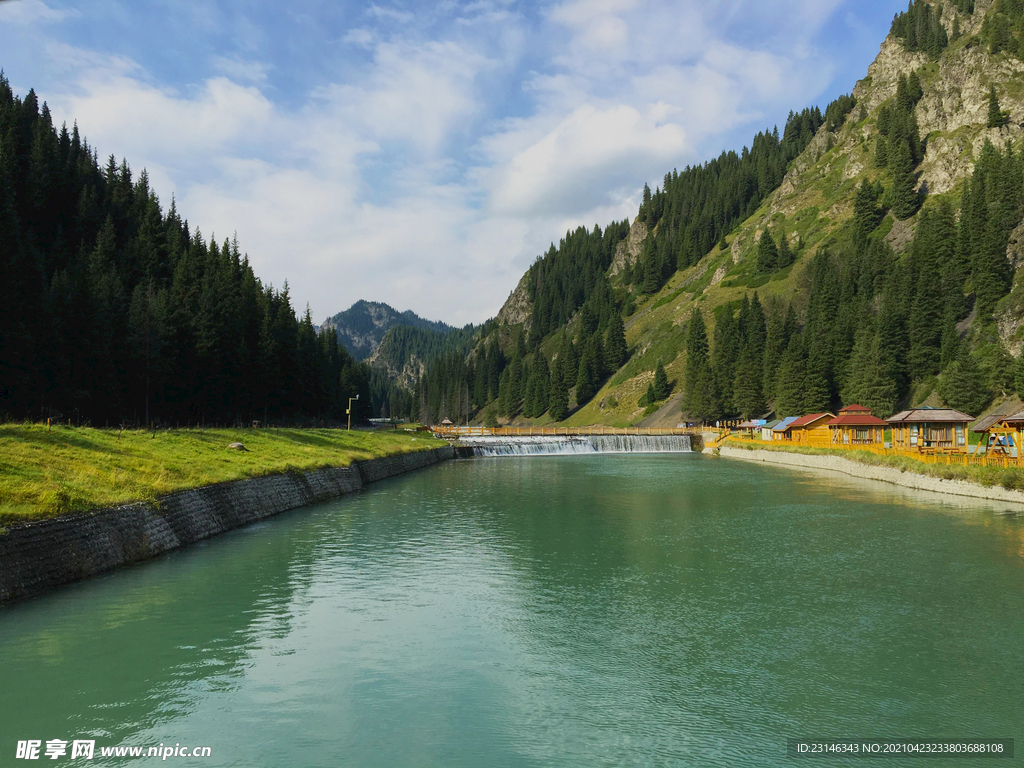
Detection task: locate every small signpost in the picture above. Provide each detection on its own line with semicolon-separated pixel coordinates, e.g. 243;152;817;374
347;394;360;431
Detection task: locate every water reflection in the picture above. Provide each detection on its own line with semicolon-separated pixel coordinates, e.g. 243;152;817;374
0;511;308;743
1;455;1021;767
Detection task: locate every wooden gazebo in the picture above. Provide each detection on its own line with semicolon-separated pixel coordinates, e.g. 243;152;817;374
827;405;887;447
887;408;973;453
976;411;1024;457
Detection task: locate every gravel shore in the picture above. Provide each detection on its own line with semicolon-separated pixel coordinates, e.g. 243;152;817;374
719;445;1024;506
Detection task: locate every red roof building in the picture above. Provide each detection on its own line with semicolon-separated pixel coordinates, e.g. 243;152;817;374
828;405;887;446
783;412;835;444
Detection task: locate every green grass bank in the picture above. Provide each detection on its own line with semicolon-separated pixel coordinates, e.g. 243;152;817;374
0;425;434;523
722;439;1024;492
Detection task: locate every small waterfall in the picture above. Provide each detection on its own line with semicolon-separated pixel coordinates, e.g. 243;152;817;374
458;435;692;457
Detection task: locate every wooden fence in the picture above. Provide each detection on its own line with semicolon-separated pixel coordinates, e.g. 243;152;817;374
725;436;1024;469
433;426;712;438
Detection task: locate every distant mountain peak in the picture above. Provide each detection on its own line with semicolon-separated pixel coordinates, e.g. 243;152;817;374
320;301;453;360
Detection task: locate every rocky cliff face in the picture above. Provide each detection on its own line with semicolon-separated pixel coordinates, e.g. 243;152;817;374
478;0;1024;425
850;4;1024;196
761;0;1024;239
609;219;649;276
495;272;534;332
918;50;1024;193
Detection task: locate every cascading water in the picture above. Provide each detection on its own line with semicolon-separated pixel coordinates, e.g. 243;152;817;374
458;435;693;456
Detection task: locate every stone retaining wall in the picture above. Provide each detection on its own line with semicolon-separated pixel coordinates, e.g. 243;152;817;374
0;446;454;605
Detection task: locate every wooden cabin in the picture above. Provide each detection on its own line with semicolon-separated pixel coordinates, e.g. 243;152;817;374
887;408;973;453
771;416;800;441
736;419;766;438
761;419;782;441
827;405;887;447
786;412;835;444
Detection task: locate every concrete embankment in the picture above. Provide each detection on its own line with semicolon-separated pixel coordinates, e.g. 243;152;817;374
0;446;454;605
719;445;1024;505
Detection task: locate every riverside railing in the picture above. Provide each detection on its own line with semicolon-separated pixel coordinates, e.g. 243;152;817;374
725;436;1024;469
433;426;712;438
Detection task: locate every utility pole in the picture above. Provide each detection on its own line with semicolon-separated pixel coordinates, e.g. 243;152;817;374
347;394;360;431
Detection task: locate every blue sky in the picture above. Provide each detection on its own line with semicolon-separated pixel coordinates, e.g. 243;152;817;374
0;0;904;325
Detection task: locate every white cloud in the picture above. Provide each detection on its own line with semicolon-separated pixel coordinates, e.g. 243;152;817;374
51;73;276;164
18;0;856;325
366;4;415;24
210;55;270;85
485;104;688;216
0;0;76;25
38;38;508;324
44;40;140;77
548;0;634;55
318;39;492;155
549;0;637;56
342;27;378;48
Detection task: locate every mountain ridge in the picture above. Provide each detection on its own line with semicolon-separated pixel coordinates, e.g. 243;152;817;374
321;300;453;361
559;0;1024;426
401;0;1024;428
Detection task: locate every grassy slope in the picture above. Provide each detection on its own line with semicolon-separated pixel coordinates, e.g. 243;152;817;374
565;139;860;426
563;22;1005;427
0;426;434;523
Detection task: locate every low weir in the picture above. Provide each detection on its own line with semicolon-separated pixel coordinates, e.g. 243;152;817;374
457;434;693;456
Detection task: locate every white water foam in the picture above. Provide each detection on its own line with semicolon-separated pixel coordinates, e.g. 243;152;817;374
459;435;693;456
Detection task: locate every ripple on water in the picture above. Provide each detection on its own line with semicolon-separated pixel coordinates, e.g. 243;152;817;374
1;455;1022;767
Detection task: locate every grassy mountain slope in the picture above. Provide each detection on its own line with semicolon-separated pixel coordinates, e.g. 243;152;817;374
482;0;1024;427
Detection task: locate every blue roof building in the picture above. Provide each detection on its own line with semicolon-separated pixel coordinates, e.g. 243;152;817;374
771;416;799;440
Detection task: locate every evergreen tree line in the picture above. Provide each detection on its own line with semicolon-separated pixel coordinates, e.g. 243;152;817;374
875;72;925;220
891;0;1024;62
0;75;372;426
621;105;829;297
825;94;858;133
525;222;631;344
367;323;478;418
756;227;796;273
404;96;856;423
682;138;1024;424
891;0;951;59
638;360;671;408
407;307;631;425
988;85;1013;128
381;335;503;426
493;307;629;422
980;0;1024;58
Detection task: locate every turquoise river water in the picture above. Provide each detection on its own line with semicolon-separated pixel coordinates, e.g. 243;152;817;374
1;454;1023;766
